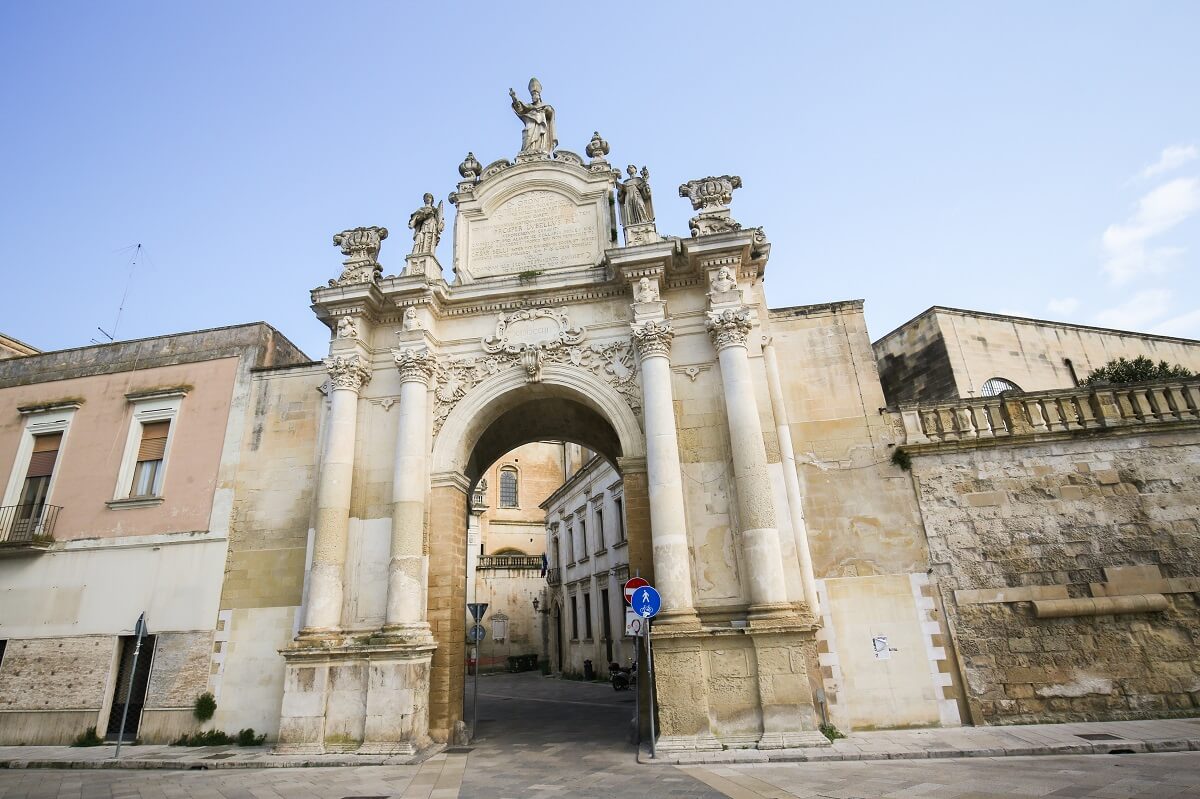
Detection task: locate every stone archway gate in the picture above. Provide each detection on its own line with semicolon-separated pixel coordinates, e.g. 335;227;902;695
276;90;824;756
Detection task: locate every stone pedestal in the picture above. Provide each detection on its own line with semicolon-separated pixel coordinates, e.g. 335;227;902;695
404;253;443;281
276;641;435;756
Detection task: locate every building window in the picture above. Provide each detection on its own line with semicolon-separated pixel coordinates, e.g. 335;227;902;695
980;377;1022;397
614;497;625;542
111;390;184;506
566;526;575;562
130;421;170;497
594;508;604;551
499;467;518;508
18;432;61;523
583;592;593;639
570;594;579;640
3;404;77;540
578;520;588;558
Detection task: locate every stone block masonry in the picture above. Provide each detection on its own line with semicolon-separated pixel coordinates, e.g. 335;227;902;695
907;420;1200;724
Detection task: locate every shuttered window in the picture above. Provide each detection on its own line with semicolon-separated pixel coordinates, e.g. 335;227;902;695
130;421;170;497
25;433;62;478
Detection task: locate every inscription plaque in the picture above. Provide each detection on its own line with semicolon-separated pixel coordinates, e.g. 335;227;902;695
468;190;600;277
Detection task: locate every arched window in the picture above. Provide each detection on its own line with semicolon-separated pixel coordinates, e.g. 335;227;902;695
499;466;519;507
980;377;1022;397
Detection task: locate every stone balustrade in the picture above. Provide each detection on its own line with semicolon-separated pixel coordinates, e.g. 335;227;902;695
891;378;1200;446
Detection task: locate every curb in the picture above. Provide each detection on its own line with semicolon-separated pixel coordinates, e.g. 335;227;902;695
0;743;445;771
636;737;1200;765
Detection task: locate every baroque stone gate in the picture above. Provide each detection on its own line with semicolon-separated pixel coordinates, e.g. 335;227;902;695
275;80;827;754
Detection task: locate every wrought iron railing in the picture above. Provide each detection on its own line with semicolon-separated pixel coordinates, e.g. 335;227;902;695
476;554;544;571
890;378;1200;446
0;504;61;544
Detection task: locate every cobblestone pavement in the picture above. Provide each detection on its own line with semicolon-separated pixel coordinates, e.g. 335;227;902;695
1;674;1198;798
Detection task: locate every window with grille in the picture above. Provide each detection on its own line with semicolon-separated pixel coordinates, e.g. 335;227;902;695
499;467;518;507
980;377;1022;397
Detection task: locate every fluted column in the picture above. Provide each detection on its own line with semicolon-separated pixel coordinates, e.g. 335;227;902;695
300;354;371;636
383;346;436;639
630;319;699;625
706;308;791;619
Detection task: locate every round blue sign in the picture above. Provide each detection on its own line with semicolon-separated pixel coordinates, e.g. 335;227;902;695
633;585;661;618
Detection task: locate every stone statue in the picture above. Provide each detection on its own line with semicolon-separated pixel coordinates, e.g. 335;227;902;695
403;306;422;331
336;317;358;339
617;165;655;227
408;193;444;255
509;78;556;155
634;277;659;303
710;265;737;293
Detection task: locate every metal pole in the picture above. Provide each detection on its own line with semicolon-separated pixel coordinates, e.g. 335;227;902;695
114;613;145;759
646;616;656;759
634;625;641;747
472;644;479;740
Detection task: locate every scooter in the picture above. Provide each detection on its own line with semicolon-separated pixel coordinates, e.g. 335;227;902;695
610;659;637;691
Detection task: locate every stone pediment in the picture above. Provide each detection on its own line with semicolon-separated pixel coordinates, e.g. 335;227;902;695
451;158;617;284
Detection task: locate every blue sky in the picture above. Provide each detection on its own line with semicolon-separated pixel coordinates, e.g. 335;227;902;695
2;2;1197;359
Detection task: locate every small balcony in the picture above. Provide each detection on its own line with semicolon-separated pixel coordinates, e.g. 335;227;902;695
545;567;561;586
476;554;544;572
0;504;60;556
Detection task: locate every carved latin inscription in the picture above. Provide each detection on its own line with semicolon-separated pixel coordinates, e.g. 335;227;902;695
468;190;599;276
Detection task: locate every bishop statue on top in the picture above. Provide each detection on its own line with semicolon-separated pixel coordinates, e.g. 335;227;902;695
509;77;557;155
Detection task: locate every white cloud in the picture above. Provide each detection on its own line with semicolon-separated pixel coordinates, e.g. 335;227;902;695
1101;177;1200;284
1151;308;1200;339
1092;289;1173;330
1140;144;1198;179
1046;297;1080;316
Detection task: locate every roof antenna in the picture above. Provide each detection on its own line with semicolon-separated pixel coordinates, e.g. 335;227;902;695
97;243;141;342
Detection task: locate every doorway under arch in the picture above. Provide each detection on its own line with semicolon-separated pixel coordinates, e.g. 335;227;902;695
425;371;652;742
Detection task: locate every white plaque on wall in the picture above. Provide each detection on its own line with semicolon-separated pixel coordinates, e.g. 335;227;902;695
466;189;601;277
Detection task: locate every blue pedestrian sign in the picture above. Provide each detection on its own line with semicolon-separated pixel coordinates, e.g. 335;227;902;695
634;585;661;618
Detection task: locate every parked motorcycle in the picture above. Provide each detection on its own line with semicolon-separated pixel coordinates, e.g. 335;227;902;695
610;659;636;691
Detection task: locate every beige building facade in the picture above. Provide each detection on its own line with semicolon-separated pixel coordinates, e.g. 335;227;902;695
0;324;308;744
875;306;1200;405
541;455;632;679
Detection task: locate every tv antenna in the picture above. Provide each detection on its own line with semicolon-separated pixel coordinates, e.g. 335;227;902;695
93;243;142;344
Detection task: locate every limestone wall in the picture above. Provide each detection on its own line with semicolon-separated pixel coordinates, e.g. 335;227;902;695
875;307;1200;405
212;363;324;736
909;427;1200;724
766;301;962;730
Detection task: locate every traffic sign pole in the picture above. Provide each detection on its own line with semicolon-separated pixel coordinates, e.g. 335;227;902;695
646;616;656;759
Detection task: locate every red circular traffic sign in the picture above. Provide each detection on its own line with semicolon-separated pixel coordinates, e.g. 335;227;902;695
624;577;649;605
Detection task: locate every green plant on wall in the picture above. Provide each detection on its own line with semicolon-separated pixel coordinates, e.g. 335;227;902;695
193;691;217;722
891;447;912;471
1083;356;1193;385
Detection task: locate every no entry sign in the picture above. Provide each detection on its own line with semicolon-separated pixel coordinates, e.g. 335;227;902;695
624;577;649;605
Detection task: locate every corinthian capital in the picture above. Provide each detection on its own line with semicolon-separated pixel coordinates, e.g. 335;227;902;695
324;354;372;392
706;307;754;351
394;346;436;385
630;319;674;359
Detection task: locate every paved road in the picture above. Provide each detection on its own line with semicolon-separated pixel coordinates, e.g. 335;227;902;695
2;673;1199;798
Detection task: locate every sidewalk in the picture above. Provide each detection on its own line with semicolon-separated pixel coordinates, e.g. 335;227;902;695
639;717;1200;765
0;742;441;770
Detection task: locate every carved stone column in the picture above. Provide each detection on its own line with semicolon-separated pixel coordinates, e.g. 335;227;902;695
383;346;436;639
630;319;699;626
706;307;791;619
300;354;371;637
